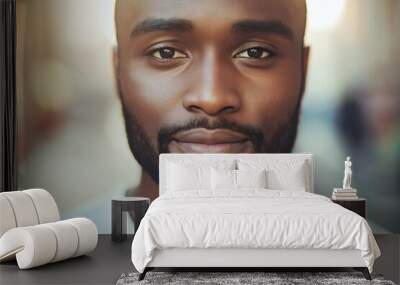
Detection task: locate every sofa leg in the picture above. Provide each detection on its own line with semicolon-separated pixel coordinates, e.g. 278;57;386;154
138;268;148;281
354;267;371;280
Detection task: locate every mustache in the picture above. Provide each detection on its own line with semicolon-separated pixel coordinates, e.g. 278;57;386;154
158;118;264;153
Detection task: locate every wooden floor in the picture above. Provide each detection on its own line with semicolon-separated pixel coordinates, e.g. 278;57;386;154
0;234;398;284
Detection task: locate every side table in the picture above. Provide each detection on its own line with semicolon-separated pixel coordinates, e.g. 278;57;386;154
112;197;150;242
332;198;366;218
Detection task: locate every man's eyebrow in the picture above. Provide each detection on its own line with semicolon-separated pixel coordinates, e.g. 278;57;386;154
130;18;193;39
232;20;294;41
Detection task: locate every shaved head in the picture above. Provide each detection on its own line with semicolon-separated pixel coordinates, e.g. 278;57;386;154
115;0;307;48
113;0;309;188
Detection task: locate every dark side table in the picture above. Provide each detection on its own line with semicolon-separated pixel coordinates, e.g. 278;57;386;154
332;198;366;218
112;197;150;242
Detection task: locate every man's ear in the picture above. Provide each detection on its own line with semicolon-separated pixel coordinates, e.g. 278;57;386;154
112;46;121;98
112;46;119;77
302;46;310;81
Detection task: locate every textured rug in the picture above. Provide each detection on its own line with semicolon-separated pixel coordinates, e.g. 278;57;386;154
116;271;396;285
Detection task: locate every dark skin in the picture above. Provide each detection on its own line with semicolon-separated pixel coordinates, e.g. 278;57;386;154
114;0;309;200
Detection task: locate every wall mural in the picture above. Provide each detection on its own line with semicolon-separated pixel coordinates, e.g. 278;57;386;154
16;0;400;234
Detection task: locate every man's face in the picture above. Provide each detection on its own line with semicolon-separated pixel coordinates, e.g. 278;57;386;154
115;0;308;183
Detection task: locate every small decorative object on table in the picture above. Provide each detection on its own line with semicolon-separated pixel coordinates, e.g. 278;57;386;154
112;197;150;242
332;157;366;217
332;156;358;200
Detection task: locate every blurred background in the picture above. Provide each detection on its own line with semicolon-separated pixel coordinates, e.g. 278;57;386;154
16;0;400;234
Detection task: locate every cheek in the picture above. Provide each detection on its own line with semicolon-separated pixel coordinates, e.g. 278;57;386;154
239;60;302;131
118;60;186;141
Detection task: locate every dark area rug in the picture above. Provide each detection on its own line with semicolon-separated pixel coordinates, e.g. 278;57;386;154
116;271;396;285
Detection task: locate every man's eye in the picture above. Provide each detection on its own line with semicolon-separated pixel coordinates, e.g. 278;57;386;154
235;47;271;59
151;48;187;59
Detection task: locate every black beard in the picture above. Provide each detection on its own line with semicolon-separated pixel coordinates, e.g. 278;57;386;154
119;100;301;185
116;57;303;185
120;103;160;184
158;118;264;154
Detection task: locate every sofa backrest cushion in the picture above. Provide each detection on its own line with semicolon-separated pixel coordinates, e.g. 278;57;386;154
0;189;60;238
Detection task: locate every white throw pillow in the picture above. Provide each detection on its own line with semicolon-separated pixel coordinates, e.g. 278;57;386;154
267;164;307;191
238;159;308;191
166;159;236;192
211;168;236;190
166;162;211;191
236;169;267;189
211;169;267;190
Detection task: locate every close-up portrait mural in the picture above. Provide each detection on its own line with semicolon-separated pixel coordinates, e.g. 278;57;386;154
114;0;308;200
15;0;400;234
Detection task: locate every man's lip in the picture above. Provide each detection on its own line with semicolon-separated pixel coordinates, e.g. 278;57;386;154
170;140;252;153
172;128;248;144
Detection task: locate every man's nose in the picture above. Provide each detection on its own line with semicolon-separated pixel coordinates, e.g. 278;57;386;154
183;48;241;117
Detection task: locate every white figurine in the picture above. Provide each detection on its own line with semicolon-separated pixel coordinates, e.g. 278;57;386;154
342;156;352;189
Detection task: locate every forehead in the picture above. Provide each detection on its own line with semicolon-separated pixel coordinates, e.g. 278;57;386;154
116;0;305;42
